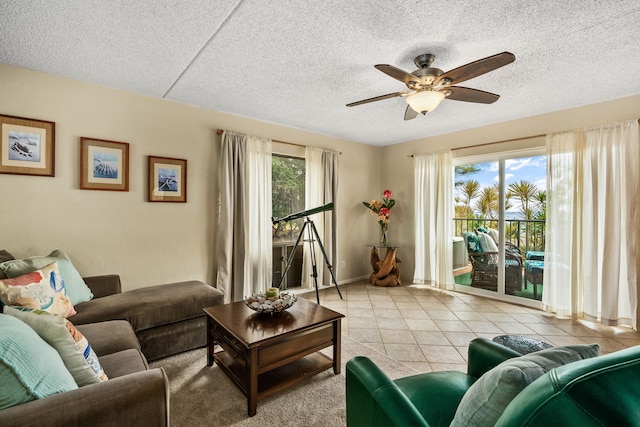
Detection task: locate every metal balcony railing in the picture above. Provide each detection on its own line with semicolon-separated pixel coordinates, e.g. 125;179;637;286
453;218;546;253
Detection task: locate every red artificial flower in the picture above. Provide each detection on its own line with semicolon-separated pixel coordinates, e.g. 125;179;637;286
383;189;392;199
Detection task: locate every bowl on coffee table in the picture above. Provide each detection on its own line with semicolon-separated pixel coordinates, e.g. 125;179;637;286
244;289;297;314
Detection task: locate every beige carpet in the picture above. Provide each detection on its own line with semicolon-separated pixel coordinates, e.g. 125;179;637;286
150;336;418;426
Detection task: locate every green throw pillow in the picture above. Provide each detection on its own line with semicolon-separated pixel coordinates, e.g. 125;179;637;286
0;314;77;410
5;306;108;386
0;249;93;305
450;344;600;427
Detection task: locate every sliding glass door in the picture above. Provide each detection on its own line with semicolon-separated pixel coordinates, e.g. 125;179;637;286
453;151;546;301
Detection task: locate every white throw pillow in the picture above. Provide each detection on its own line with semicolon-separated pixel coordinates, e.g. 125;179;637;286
477;231;499;252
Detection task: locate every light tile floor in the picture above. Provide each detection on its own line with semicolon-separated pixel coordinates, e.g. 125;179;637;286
300;281;640;373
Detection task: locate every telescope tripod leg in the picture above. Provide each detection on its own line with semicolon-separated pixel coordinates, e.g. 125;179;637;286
309;221;343;300
276;220;308;290
306;221;321;304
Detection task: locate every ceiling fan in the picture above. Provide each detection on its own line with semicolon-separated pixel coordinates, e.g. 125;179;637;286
346;51;515;120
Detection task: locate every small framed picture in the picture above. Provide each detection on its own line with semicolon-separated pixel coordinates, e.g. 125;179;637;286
80;137;130;191
147;156;187;203
0;114;55;177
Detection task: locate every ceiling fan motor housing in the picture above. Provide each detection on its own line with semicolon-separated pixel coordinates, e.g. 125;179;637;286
411;66;443;87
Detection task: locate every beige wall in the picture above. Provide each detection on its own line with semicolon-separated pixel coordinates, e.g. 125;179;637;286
0;64;380;291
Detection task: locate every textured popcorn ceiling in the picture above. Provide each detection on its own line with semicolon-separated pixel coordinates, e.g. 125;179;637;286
1;0;640;146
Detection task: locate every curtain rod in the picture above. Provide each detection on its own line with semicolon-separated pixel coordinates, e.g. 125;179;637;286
452;133;546;152
410;118;640;157
408;133;546;157
216;128;341;154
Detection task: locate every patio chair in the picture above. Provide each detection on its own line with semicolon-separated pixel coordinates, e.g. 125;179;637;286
463;230;523;294
524;251;545;300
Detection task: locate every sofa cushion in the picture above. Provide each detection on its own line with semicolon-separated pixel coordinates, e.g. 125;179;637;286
72;280;222;331
0;249;93;305
76;320;141;357
99;348;149;378
450;343;600;427
4;306;108;387
0;262;76;317
0;314;77;409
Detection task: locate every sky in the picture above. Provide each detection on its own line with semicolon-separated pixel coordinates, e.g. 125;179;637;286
463;155;546;192
456;155;547;215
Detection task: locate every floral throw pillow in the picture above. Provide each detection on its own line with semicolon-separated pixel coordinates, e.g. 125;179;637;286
0;261;76;317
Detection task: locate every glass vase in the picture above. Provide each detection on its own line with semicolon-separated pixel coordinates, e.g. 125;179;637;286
380;224;388;246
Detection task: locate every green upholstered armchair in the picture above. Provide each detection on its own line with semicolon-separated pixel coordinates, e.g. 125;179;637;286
346;338;640;427
346;338;521;427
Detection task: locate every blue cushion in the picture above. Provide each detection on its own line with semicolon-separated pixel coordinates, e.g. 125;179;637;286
525;251;545;261
505;259;520;267
463;232;481;253
525;260;545;273
0;314;77;409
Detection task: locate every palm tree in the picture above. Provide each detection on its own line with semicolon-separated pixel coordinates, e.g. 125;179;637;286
458;180;480;217
507;180;538;219
454;164;481;186
474;185;499;219
533;190;547;220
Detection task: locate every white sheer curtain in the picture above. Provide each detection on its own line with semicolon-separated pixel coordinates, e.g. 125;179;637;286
544;120;639;327
413;151;455;289
302;147;339;289
543;130;583;317
216;131;272;303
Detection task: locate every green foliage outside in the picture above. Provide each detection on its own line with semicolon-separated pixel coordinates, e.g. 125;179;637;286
272;155;305;241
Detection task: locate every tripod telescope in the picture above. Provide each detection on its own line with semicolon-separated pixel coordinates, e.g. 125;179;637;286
272;202;343;303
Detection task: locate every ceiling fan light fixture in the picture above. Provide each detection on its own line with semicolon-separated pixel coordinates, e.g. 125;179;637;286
406;90;445;113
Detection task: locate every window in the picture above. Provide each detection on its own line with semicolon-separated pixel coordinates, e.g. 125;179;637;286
272;154;305;288
453;152;546;301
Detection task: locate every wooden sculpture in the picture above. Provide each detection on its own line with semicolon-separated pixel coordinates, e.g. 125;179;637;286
369;246;401;287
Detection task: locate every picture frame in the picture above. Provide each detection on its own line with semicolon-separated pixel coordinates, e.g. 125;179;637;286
0;114;55;176
80;137;130;191
147;156;187;203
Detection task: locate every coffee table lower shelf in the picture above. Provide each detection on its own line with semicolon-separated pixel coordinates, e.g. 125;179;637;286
215;350;333;399
204;299;343;416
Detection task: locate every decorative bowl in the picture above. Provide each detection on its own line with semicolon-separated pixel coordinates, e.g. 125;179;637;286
244;291;297;314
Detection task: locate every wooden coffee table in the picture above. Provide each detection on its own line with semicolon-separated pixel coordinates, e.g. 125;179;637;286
203;297;344;416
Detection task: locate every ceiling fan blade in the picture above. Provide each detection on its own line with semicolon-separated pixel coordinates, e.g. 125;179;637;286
437;52;515;85
346;91;407;107
404;105;419;120
446;86;500;104
375;64;421;86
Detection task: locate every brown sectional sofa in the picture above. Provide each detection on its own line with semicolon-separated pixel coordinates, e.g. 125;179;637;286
74;274;224;361
0;320;170;426
0;259;225;425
